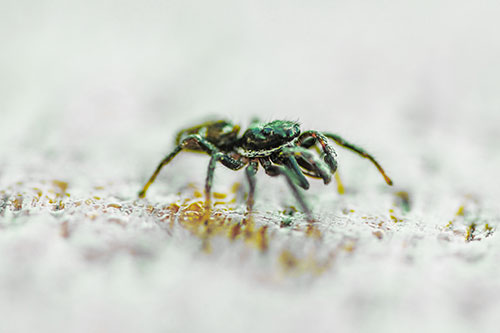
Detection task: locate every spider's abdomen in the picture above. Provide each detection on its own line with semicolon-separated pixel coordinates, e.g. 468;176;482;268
175;120;240;151
239;120;301;151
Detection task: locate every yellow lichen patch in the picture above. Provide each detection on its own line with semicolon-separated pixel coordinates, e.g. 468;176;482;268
306;225;322;240
446;196;492;242
465;223;477;242
230;182;241;194
229;223;242;240
153;203;181;225
334;172;345;195
213;192;227;200
456;205;465;217
52;180;68;197
11;195;23;211
278;250;335;276
107;203;122;209
484;224;494;237
53;201;65;211
86;212;98;220
279;250;300;273
33;188;43;197
342;240;357;253
243;225;269;252
389;211;404;223
166;203;181;214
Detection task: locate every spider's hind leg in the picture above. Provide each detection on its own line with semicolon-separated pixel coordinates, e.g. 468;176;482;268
139;134;245;203
138;145;183;198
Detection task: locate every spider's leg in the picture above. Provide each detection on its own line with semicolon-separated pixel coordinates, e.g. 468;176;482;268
297;131;338;174
205;152;246;207
298;136;316;149
244;160;259;220
282;146;332;185
260;157;314;223
322;132;393;186
138;145;183;198
139;134;243;198
280;154;310;190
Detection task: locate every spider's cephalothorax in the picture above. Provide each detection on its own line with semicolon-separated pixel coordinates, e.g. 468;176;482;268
139;119;393;222
239;120;301;152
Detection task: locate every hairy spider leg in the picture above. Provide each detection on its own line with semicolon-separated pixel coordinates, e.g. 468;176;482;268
322;132;393;186
281;146;332;185
138;145;182;198
297;131;338;174
259;157;314;223
138;134;245;200
244;160;259;222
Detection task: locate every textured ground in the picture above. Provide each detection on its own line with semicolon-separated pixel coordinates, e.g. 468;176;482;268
2;1;500;332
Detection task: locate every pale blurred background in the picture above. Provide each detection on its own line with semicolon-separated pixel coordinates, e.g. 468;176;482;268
2;0;499;171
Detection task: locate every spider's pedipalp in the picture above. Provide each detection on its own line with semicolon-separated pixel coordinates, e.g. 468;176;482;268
297;131;338;174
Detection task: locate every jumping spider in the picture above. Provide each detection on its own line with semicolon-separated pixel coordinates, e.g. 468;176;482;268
139;119;393;222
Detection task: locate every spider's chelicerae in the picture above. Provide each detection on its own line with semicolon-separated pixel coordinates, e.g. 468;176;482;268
139;119;393;222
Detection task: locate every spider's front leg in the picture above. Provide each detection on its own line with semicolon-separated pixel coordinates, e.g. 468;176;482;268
205;152;245;209
244;160;259;222
259;157;314;223
321;132;393;186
